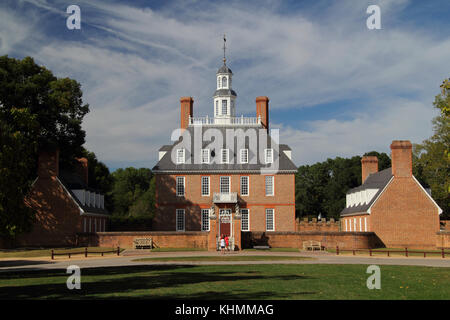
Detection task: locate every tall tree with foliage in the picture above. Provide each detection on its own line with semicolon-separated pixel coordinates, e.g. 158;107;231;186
111;168;154;217
0;108;38;237
0;56;90;237
413;78;450;218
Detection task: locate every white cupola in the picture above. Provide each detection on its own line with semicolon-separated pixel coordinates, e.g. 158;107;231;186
213;35;237;121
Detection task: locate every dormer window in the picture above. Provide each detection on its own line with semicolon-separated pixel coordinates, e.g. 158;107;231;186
222;76;227;88
265;149;274;164
217;77;221;88
201;149;210;164
176;148;185;164
221;149;229;164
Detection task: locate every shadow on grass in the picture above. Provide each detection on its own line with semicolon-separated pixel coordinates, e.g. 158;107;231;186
0;265;316;299
0;260;55;268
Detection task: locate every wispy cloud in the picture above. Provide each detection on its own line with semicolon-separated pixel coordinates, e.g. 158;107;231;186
1;0;449;168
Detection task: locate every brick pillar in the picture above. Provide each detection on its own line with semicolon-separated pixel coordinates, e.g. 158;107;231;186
38;149;59;178
233;218;241;251
180;97;194;130
361;156;378;183
75;157;89;185
208;216;218;251
390;140;412;177
256;96;269;130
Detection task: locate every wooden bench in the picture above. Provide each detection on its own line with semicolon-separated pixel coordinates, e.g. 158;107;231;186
302;240;323;251
133;238;152;250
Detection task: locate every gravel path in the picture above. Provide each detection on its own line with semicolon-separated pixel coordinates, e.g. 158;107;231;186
0;250;449;272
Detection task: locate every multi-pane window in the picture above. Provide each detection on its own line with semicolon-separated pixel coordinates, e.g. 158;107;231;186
240;176;249;196
201;149;210;164
201;209;210;231
222;100;227;115
222;76;227;88
265;176;274;196
176;148;185;164
240;149;248;164
176;209;185;231
201;176;210;196
221;149;229;164
265;148;274;164
266;209;274;231
176;176;185;196
220;176;230;194
241;209;249;231
215;101;219;116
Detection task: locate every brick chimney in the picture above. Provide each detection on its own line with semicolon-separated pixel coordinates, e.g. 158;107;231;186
75;157;89;186
180;97;194;130
38;150;59;178
361;156;378;183
256;96;269;130
390;140;412;177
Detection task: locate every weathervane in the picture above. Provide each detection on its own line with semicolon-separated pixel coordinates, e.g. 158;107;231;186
223;34;227;64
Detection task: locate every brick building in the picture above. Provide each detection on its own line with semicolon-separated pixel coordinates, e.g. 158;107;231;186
152;44;297;250
16;150;109;247
340;140;442;249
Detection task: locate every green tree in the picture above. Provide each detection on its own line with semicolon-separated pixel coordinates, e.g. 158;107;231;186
0;108;38;237
413;79;450;218
0;56;89;166
111;168;153;216
296;152;391;220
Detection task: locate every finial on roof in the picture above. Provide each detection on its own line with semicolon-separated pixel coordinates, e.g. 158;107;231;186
223;34;227;65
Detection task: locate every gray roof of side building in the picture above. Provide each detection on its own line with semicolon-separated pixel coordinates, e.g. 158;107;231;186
152;125;297;173
214;89;237;97
59;170;109;215
340;168;393;216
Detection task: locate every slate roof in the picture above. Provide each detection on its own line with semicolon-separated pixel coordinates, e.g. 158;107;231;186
153;126;297;173
217;64;232;74
59;170;109;215
340;168;393;216
214;89;237;97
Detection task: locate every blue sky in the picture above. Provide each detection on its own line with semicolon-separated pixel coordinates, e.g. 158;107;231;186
1;0;449;170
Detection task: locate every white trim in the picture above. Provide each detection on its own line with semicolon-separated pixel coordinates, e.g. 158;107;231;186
176;209;185;232
359;217;362;231
221;149;230;164
220;176;231;194
345;219;348;232
176;148;185;164
265;209;275;231
240;176;249;196
153;170;297;174
176;176;185;197
265;175;274;196
240;149;249;164
201;176;210;196
241;208;250;231
265;149;274;164
364;217;367;232
367;176;394;214
201;149;210;164
201;209;210;231
412;176;443;215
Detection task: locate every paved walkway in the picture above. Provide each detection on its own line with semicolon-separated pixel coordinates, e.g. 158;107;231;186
0;250;449;272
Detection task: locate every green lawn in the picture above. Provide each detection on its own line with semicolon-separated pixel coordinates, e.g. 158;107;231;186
134;255;312;262
243;248;299;252
148;247;207;253
0;247;122;259
0;264;448;299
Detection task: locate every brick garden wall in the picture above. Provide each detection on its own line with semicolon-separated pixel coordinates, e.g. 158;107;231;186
296;218;340;232
242;231;383;250
78;231;209;249
436;231;450;249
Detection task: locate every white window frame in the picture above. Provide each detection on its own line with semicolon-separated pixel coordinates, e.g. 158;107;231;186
222;99;227;115
201;149;210;164
221;149;229;164
345;219;348;232
266;209;275;231
240;149;248;164
240;176;249;196
265;148;274;164
201;209;210;231
176;148;185;164
201;176;210;196
220;176;231;194
354;218;357;232
364;217;367;232
265;175;274;196
176;209;185;231
241;209;250;232
176;176;185;197
359;217;362;232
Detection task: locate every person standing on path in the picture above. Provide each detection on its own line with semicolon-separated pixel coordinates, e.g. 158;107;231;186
225;235;229;252
220;235;226;254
